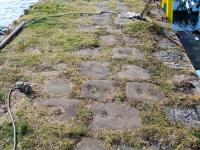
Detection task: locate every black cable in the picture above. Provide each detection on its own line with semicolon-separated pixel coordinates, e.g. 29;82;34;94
24;11;120;27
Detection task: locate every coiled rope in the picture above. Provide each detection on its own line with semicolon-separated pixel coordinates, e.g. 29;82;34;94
6;82;32;150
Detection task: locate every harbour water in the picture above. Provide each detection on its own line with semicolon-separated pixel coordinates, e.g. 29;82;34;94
0;0;38;27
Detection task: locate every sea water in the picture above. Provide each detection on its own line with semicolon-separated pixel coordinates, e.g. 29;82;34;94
0;0;38;27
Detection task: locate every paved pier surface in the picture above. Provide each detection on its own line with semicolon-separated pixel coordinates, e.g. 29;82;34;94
0;0;200;149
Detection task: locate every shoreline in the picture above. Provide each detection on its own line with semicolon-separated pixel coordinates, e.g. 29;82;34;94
0;0;40;43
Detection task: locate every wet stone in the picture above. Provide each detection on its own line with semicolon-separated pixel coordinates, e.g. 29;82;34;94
126;82;165;102
38;99;80;122
112;47;144;60
153;50;193;70
91;102;142;130
165;106;200;126
74;48;100;58
171;74;200;94
117;65;151;81
100;35;117;46
80;80;118;101
75;138;105;150
80;61;110;79
42;79;73;98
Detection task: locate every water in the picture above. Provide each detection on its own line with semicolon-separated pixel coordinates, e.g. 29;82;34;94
172;1;200;77
0;0;38;27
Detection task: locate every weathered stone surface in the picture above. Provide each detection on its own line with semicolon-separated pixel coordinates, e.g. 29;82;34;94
112;47;144;60
75;138;105;150
153;50;193;70
115;17;132;26
91;102;142;130
126;82;165;102
0;35;5;42
117;65;151;81
80;80;118;101
32;64;54;72
114;144;159;150
25;70;60;81
79;25;101;33
165;106;200;126
100;35;117;46
158;38;176;49
96;1;109;12
106;25;122;34
80;61;110;79
26;46;41;54
116;2;129;17
123;36;137;47
150;9;160;17
114;145;135;150
0;105;6;118
42;79;73;98
91;14;111;26
53;63;68;71
74;48;100;58
39;99;80;121
171;74;200;94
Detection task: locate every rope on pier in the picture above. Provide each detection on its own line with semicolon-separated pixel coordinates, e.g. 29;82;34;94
25;11;121;27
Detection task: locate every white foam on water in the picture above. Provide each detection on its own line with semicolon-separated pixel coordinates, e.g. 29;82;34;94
196;70;200;78
0;0;38;27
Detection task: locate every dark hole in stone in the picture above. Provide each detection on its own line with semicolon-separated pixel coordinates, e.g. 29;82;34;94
136;88;143;94
100;110;108;117
175;82;195;94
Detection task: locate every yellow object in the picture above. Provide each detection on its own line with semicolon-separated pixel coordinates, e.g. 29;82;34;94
162;0;173;23
162;0;167;8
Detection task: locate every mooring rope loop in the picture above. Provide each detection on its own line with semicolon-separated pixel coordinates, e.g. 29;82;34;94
7;82;32;150
7;86;18;150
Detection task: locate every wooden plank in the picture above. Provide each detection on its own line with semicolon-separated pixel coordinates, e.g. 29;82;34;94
0;21;26;50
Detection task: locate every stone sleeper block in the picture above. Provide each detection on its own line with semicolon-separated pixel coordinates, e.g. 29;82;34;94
126;82;165;102
80;80;118;101
91;102;142;129
38;99;80;122
117;65;151;81
80;61;110;79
